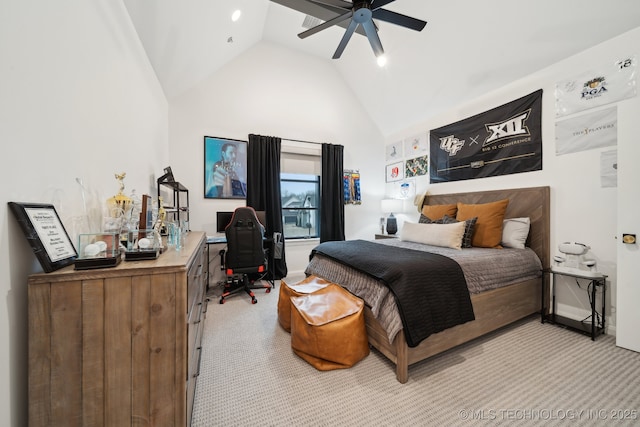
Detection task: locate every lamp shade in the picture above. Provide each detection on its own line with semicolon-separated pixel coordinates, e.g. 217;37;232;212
381;198;403;214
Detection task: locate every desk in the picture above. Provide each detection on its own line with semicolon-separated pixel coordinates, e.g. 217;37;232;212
542;268;607;340
206;238;227;289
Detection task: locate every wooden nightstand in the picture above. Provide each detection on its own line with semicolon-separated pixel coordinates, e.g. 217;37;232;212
375;234;398;239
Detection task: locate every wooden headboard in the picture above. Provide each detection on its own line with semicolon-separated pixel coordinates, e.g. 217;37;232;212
424;186;550;269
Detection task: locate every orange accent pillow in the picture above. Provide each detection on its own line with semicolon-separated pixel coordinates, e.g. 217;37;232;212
456;199;509;248
421;204;457;221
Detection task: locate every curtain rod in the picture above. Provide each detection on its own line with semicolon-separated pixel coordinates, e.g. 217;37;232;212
281;137;324;146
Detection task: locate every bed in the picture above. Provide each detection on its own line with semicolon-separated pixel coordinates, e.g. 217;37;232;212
305;186;550;383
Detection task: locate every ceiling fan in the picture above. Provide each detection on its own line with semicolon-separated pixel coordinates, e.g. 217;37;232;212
272;0;427;59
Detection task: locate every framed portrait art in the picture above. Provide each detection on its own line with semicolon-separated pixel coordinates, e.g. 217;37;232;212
204;136;248;199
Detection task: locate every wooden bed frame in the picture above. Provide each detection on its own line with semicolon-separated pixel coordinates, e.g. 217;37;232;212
365;186;550;383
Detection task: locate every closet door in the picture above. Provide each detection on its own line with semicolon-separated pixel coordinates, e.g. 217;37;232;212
616;95;640;353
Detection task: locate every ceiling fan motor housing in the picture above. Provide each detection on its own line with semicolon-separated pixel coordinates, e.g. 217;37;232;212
279;0;427;59
354;6;372;24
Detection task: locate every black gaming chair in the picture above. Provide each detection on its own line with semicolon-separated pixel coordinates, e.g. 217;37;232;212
219;207;273;304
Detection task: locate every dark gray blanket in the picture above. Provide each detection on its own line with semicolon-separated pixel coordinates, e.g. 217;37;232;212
310;240;475;347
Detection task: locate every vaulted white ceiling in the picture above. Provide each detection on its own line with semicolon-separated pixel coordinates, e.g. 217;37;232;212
124;0;640;136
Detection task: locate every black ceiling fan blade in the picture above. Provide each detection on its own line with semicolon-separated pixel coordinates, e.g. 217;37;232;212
371;0;396;11
372;8;427;31
271;0;344;19
308;0;353;10
298;11;353;39
270;0;366;37
333;19;359;59
361;19;384;57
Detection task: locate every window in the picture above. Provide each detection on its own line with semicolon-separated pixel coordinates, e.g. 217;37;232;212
280;173;320;239
280;141;322;240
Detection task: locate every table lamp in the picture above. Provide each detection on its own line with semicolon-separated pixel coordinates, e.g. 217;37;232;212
381;199;403;235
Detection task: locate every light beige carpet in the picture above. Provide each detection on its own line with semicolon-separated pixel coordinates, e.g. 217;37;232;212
192;278;640;426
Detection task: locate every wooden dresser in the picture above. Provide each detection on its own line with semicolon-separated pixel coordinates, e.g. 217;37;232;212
28;232;207;426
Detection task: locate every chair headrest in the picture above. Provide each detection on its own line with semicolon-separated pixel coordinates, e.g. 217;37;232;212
227;207;264;232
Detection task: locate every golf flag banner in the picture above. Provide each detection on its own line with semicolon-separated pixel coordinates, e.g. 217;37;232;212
555;55;637;117
430;90;543;183
555;106;617;155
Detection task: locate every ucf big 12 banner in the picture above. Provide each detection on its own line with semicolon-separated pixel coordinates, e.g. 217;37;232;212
430;89;543;183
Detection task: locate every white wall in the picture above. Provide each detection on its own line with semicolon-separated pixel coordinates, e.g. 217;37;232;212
387;27;640;337
169;41;386;274
0;1;168;425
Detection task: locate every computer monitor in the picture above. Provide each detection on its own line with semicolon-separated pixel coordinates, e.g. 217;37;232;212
216;210;266;233
216;211;234;233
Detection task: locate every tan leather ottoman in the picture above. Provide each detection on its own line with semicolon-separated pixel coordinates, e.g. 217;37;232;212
277;275;332;332
290;284;369;370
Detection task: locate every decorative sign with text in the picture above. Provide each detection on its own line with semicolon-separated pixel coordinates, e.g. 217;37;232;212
430;90;543;183
8;202;77;272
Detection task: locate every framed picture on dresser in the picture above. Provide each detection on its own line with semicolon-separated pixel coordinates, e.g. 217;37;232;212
8;202;77;272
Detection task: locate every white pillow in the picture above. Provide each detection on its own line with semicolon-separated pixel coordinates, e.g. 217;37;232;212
501;217;531;249
399;221;466;250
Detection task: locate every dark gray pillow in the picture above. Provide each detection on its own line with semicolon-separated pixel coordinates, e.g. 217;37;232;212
440;215;478;248
419;214;444;224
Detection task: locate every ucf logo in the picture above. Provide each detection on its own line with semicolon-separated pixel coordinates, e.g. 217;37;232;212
484;110;531;146
439;135;465;156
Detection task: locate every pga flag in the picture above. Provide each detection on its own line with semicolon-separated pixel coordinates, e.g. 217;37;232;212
430;90;543;183
555;55;637;117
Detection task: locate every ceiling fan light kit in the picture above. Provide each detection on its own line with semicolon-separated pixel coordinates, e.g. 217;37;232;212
273;0;426;59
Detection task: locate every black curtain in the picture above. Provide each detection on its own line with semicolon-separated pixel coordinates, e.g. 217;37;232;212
247;134;287;279
320;143;345;242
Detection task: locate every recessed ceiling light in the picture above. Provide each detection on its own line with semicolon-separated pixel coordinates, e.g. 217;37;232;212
377;55;387;67
231;10;242;22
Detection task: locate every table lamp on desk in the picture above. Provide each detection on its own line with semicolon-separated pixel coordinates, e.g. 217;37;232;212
381;199;403;235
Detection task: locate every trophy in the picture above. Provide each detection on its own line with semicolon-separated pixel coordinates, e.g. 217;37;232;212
104;173;133;245
106;172;133;215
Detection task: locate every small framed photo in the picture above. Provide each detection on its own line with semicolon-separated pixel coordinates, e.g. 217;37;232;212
405;155;429;177
385;141;403;163
385;161;404;182
204;136;248;199
403;133;429;158
8;202;77;272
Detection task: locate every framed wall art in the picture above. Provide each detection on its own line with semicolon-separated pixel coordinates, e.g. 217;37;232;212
403;133;428;158
204;136;248;199
385;141;403;163
405;155;429;178
8;202;77;272
385;161;404;182
343;169;361;204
